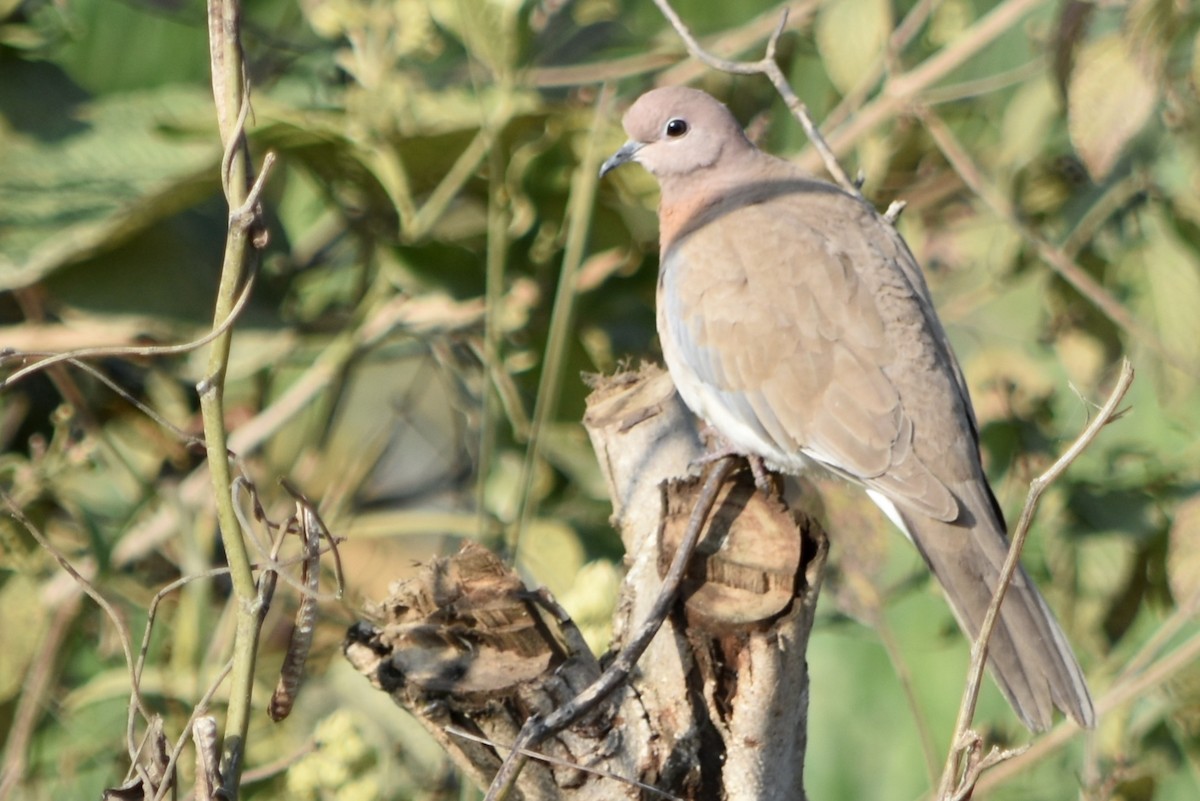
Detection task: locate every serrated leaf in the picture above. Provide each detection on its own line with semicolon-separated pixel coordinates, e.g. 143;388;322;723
1067;33;1157;180
815;0;892;95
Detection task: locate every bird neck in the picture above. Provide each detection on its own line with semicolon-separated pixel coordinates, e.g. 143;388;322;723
656;149;791;251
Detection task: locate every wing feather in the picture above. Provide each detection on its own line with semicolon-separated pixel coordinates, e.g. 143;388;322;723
659;184;967;522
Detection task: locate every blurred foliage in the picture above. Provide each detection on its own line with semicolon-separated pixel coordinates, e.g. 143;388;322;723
1;0;1199;799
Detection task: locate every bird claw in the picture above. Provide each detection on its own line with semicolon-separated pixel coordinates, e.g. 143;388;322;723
690;426;776;494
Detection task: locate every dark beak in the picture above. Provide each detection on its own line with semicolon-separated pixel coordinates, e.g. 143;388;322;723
599;140;644;178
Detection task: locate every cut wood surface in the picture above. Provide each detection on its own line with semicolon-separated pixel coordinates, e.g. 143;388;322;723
345;364;826;799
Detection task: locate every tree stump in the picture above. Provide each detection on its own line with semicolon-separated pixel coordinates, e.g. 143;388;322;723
344;364;827;800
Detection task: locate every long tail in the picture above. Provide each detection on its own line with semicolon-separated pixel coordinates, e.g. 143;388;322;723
897;481;1095;731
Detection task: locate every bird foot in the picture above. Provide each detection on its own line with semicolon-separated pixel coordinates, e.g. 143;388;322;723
691;426;776;494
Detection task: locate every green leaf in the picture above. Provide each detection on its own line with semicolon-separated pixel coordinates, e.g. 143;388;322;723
999;75;1060;171
1067;33;1158;180
1167;494;1200;605
427;0;522;79
814;0;891;95
0;85;219;290
0;575;46;702
1138;212;1200;404
1194;29;1200;100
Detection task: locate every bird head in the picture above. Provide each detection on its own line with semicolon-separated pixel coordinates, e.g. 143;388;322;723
599;87;753;180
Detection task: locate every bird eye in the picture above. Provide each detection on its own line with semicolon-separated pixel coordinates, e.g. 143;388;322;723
665;118;689;138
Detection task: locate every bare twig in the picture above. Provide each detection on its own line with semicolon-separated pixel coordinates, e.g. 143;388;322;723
979;622;1200;793
204;0;275;794
484;457;738;800
937;359;1135;800
946;742;1029;801
657;0;821;88
131;565;235;771
0;261;260;390
151;660;235;801
817;0;940;135
0;589;82;801
1;495;154;752
917;108;1189;376
650;0;858;195
874;619;940;786
447;726;685;801
508;86;614;557
807;0;1047;169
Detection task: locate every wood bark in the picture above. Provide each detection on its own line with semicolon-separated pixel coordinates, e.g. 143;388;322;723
344;364;827;800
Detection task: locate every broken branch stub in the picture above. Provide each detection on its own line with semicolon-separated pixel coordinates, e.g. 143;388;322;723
343;542;639;800
346;363;826;800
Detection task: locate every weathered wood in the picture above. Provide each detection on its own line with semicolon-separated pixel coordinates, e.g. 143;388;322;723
345;364;826;799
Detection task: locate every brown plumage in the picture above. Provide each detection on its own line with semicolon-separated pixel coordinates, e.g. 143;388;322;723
600;86;1094;731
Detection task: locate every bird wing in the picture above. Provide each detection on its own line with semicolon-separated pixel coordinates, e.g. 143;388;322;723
659;180;980;524
657;173;1094;731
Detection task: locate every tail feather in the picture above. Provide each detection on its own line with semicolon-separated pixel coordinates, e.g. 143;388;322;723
897;484;1095;731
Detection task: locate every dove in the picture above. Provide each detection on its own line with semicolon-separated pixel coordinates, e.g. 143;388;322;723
599;86;1094;731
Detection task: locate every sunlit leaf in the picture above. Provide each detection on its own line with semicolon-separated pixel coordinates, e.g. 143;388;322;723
1132;211;1200;404
1067;33;1158;180
1195;29;1200;100
428;0;522;78
1167;494;1200;605
814;0;891;95
1000;76;1060;170
518;517;586;601
0;574;46;702
557;559;622;653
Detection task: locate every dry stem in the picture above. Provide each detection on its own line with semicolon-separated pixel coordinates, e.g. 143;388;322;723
483;457;738;800
937;359;1135;799
650;0;857;195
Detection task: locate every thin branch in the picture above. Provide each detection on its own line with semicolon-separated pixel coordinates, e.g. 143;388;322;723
484;457;738;800
875;619;940;786
507;86;614;557
808;0;1046;168
131;565;234;769
151;660;235;801
917;107;1191;376
937;359;1135;800
446;727;685;801
205;1;272;795
1113;587;1200;686
947;743;1029;801
650;0;858;195
1062;171;1155;259
0;261;259;390
818;0;941;134
978;622;1200;794
0;589;82;801
1;494;154;742
656;0;821;88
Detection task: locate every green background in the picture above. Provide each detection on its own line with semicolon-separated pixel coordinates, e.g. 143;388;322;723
1;0;1199;799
